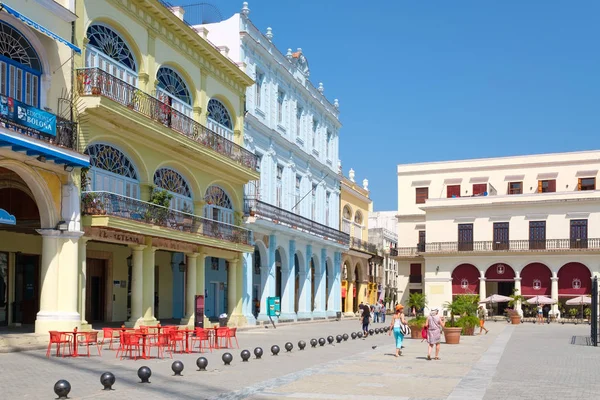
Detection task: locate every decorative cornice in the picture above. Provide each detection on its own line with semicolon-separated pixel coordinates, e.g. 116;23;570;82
35;0;77;22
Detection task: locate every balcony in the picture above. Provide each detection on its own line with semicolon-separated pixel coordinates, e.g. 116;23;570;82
409;275;423;284
244;197;349;246
393;239;600;257
82;191;251;245
350;237;378;254
76;68;258;172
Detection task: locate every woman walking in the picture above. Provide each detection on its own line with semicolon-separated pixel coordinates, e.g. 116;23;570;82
425;308;444;360
388;304;406;357
361;306;371;337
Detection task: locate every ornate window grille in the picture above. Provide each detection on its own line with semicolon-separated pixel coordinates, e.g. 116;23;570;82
85;24;137;86
85;143;139;198
153;168;193;212
207;98;233;140
0;21;42;106
204;185;234;224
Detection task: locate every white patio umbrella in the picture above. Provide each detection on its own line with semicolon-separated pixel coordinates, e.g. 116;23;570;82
525;295;556;305
480;294;512;303
566;296;592;320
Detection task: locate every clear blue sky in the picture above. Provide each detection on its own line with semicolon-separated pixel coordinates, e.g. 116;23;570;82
176;0;600;211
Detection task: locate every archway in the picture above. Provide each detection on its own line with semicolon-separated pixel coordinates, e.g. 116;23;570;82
354;262;362;312
275;249;282;298
452;264;479;296
485;263;515;314
558;262;591;297
310;255;318;311
251;242;267;318
326;257;332;312
520;263;552;296
294;253;302;313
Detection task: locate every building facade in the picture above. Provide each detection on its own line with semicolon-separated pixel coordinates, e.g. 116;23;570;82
0;0;89;333
369;211;399;309
394;150;600;317
201;3;348;323
74;0;258;329
340;169;380;315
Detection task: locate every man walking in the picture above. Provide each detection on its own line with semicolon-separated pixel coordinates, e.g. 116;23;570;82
374;301;382;323
478;305;489;335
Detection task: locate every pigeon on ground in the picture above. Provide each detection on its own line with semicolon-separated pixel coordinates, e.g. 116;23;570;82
372;345;377;350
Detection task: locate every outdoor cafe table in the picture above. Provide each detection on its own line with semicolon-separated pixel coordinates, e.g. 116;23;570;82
59;330;79;357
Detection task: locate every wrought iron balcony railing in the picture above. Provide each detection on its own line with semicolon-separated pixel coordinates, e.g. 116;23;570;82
409;275;423;284
244;197;350;246
76;68;258;172
82;191;251;245
0;108;78;151
393;238;600;256
350;237;378;254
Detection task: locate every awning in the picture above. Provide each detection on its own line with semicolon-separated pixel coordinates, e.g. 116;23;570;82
0;3;81;54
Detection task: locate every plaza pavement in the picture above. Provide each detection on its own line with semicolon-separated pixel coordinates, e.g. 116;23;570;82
0;319;597;399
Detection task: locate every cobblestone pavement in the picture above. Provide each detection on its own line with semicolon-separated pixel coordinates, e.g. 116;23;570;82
0;319;507;399
484;322;600;400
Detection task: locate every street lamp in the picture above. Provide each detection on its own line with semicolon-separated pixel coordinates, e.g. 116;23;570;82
179;259;186;272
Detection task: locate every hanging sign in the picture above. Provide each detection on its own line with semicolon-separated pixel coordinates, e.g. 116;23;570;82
0;208;15;225
0;95;56;136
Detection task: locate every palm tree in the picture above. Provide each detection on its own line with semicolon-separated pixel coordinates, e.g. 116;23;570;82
408;292;427;316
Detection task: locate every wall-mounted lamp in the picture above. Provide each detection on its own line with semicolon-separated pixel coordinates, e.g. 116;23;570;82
126;255;132;268
64;165;74;172
37;155;46;163
179;260;186;272
436;266;440;274
56;220;68;231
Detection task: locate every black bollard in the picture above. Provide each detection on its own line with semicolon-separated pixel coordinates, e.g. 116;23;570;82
298;340;306;350
369;329;374;336
310;338;318;347
54;380;71;399
351;332;357;340
171;361;184;376
343;333;349;341
240;349;251;362
358;331;364;339
336;335;342;343
319;337;326;346
285;342;293;352
271;345;280;355
327;335;334;344
254;347;264;359
222;352;233;365
196;357;208;371
137;366;151;383
100;372;115;390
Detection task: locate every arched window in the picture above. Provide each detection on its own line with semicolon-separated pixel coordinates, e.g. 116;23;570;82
204;185;233;224
85;143;139;198
353;211;364;239
156;66;193;122
0;21;42;106
342;205;352;234
153;168;193;212
85;23;137;85
207;98;233;140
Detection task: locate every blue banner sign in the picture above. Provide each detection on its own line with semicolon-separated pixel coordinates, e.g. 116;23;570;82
0;208;15;225
0;95;56;137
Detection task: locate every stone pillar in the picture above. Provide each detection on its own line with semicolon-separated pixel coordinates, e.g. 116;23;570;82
142;244;158;325
312;248;327;318
233;256;246;326
357;281;367;306
35;229;60;333
514;271;522;316
57;232;83;325
297;244;312;320
345;282;355;315
227;258;246;326
242;252;256;325
280;239;296;320
551;272;559;316
334;251;342;314
479;270;486;303
126;245;145;327
196;252;208;327
182;253;197;326
78;238;89;328
258;234;276;321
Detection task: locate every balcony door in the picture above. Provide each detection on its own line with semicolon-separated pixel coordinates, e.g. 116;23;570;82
570;219;588;249
458;224;473;251
493;222;509;250
418;230;425;252
85;24;138;86
529;221;546;250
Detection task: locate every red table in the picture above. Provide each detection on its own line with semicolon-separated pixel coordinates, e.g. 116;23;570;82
59;329;79;357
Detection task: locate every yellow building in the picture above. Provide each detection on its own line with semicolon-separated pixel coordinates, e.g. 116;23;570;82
340;168;380;315
0;0;89;333
74;0;258;329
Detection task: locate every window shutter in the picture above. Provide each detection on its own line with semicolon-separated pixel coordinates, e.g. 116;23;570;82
548;180;556;192
578;178;582;191
537;180;543;193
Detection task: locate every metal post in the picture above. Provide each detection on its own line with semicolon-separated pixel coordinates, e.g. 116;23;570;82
591;277;598;346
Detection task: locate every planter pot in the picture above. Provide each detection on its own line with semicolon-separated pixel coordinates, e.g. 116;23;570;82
91;87;101;95
443;327;462;344
462;326;475;336
510;315;521;325
409;326;421;339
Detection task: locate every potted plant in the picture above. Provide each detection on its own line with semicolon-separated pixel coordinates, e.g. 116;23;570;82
144;188;172;225
585;307;591;322
508;289;525;324
128;89;141;109
443;295;472;344
82;192;105;215
181;202;193;230
407;292;428;338
408;316;426;339
569;307;578;320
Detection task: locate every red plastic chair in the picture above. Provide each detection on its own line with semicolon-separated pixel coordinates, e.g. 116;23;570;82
169;330;187;353
148;333;172;359
78;331;102;357
191;328;213;353
101;328;117;350
46;331;72;358
116;333;141;360
227;327;239;349
214;327;230;349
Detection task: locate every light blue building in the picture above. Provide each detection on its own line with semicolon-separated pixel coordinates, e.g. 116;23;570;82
202;2;350;324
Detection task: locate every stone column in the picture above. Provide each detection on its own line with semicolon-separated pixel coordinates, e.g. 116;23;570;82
551;272;559;316
258;234;276;321
242;252;256;325
334;251;342;314
57;232;84;326
280;239;296;320
227;258;245;326
126;245;145;327
182;253;197;326
345;282;355;315
78;238;89;328
35;229;61;334
514;271;522;316
142;244;158;325
479;270;486;303
196;252;208;327
329;251;340;317
297;244;312;320
312;248;327;318
233;256;246;326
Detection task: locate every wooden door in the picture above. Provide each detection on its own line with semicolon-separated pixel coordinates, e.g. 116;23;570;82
493;222;509;250
458;224;474;251
570;220;588;249
15;254;39;324
86;258;106;322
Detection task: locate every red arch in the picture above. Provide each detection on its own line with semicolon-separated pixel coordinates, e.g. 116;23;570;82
521;263;551;296
452;264;479;295
485;263;515;281
558;262;591;296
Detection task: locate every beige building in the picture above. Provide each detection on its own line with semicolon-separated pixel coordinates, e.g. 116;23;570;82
394;150;600;318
